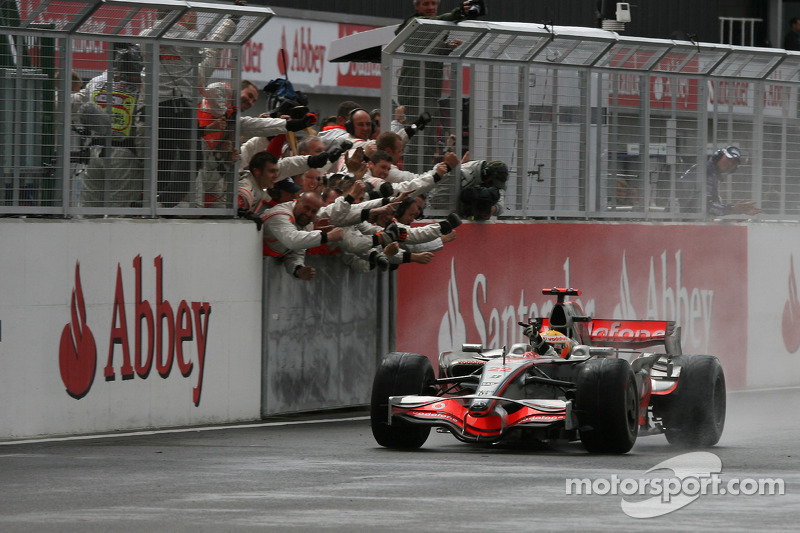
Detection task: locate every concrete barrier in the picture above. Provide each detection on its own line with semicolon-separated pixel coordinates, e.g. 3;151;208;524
2;218;797;440
260;253;392;415
0;218;263;439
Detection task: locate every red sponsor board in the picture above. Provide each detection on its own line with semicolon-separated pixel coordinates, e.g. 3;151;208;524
609;50;699;111
396;222;747;387
334;23;470;93
336;24;382;89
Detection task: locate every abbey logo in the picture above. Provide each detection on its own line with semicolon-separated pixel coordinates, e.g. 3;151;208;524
59;262;97;400
59;256;212;406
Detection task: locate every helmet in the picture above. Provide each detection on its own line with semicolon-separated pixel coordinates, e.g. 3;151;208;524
112;46;143;83
540;329;574;358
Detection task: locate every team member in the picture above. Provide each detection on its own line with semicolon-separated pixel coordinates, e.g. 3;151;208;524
261;193;344;279
677;146;761;217
452;159;509;220
365;149;459;197
237;151;280;212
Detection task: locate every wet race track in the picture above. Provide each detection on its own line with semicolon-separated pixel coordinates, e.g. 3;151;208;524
0;387;798;532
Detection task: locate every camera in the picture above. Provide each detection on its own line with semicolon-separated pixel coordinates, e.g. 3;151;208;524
463;0;486;19
263;78;309;118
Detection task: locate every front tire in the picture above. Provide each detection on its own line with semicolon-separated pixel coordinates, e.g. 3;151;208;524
662;355;726;447
370;352;435;449
575;358;639;454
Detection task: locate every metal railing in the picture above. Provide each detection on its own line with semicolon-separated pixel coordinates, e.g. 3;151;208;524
719;17;762;47
382;19;800;222
0;0;272;217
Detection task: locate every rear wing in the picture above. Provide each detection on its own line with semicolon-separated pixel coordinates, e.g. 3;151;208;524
589;319;679;352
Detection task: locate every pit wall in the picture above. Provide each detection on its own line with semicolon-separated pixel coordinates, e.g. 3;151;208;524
0;219;263;440
396;221;800;390
1;219;798;440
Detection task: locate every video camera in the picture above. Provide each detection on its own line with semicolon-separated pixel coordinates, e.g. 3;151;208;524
463;0;486;19
263;78;309;119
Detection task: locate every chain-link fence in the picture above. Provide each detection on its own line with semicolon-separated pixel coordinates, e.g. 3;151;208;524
382;19;800;221
0;0;271;217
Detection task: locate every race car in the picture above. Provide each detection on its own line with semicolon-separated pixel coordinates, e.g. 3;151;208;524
370;287;726;453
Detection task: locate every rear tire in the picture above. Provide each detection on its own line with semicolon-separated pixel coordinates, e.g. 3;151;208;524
662;355;726;447
370;352;435;449
575;358;639;454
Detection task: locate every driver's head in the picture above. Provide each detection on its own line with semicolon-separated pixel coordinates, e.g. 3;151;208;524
540;330;573;358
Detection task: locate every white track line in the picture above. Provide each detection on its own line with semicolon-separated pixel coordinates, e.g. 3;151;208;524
729;385;800;394
0;415;369;446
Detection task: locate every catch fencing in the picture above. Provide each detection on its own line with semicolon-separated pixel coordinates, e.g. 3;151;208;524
0;0;271;217
382;19;800;221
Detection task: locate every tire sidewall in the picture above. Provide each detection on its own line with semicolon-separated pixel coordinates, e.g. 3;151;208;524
575;357;639;454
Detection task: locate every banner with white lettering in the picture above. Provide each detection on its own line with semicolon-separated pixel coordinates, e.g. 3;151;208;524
241;18;383;90
396;222;748;388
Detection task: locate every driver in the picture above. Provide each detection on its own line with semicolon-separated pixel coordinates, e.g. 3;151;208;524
522;325;575;359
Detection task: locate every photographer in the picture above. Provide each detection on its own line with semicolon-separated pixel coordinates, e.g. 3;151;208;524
676;145;761;218
395;1;484;172
71;45;144;209
395;1;484;116
457;160;508;220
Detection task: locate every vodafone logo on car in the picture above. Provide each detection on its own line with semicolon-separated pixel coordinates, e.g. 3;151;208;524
59;256;212;406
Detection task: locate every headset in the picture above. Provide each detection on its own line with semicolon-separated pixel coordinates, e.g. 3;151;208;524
344;108;376;138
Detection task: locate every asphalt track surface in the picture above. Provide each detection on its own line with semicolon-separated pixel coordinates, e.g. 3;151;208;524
1;387;798;532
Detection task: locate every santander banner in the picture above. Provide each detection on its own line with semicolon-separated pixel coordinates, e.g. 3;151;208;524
397;222;749;388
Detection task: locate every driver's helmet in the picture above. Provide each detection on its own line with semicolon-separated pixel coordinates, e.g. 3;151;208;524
540;329;574;358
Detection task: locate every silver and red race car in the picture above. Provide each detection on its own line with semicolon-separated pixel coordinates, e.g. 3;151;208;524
371;288;726;453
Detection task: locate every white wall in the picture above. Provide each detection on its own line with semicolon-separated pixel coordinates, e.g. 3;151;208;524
747;224;800;388
0;219;263;439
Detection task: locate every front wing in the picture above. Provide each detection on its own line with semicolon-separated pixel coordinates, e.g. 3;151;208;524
389;395;577;443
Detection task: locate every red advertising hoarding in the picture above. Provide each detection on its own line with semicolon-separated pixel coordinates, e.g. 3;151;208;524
397;222;748;387
609;49;699;111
